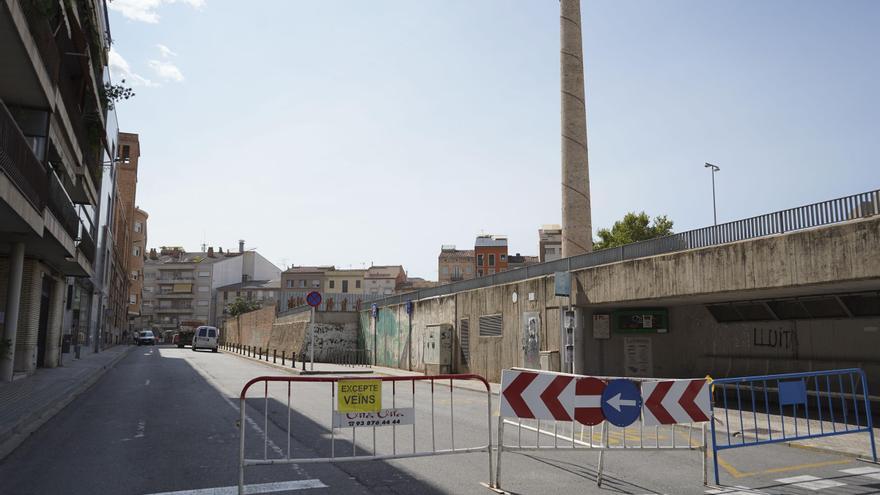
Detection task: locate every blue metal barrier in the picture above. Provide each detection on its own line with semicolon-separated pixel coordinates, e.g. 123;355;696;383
710;368;877;484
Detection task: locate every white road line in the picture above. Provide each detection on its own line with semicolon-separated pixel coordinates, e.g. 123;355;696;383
135;420;146;438
840;466;880;480
706;486;771;495
145;379;151;386
775;475;846;491
144;478;327;495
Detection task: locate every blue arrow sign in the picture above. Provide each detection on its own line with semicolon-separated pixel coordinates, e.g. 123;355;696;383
601;379;642;427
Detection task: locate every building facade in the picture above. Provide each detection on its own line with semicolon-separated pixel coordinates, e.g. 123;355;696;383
128;207;148;330
1;0;116;379
438;245;475;283
214;279;279;330
474;235;508;277
508;253;540;270
141;244;280;335
364;265;406;296
539;225;562;262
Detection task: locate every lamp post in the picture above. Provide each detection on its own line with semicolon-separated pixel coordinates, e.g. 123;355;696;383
704;163;720;226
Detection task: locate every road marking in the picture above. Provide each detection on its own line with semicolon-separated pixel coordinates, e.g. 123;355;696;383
840;466;880;480
145;379;151;386
775;475;846;490
135;420;146;438
144;479;327;495
717;457;851;479
706;487;771;495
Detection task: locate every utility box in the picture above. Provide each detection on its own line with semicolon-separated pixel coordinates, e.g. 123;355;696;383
540;350;560;372
424;324;453;375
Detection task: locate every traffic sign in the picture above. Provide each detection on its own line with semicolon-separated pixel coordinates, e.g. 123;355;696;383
371;303;378;317
405;300;414;315
499;369;608;426
337;379;382;413
601;379;642;427
641;379;710;426
306;291;322;307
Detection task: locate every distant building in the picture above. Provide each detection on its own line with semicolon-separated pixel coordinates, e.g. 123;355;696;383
438;245;475;283
128;207;148;330
365;265;407;295
281;266;330;292
398;277;439;291
214;279;280;330
325;268;366;294
539;224;562;262
474;235;508;277
141;243;280;332
508;253;540;270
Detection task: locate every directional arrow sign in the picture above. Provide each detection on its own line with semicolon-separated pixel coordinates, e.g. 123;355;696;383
641;379;710;426
500;370;576;422
601;379;642;427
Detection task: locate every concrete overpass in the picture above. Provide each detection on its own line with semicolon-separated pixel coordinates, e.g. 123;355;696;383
361;190;880;396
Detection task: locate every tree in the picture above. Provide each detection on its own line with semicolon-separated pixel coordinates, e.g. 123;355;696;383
593;212;674;250
226;297;261;317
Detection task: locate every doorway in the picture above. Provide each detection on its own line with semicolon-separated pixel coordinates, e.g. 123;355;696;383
36;277;52;368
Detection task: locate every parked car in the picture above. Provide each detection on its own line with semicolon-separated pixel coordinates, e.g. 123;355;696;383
192;326;219;353
175;330;194;348
137;330;156;346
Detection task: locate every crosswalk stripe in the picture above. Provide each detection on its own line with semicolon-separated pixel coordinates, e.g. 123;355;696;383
840;466;880;480
775;475;846;491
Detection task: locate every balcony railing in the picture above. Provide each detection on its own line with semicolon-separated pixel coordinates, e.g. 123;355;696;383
0;104;48;211
47;170;80;240
21;1;62;83
77;224;96;264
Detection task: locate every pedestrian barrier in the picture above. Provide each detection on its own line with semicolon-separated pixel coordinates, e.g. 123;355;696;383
237;374;494;495
492;368;710;492
709;368;877;485
222;342;370;368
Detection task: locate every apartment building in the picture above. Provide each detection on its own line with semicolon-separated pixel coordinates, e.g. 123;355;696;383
474;235;508;277
214;279;279;330
141;244;280;332
438;245;475;283
508;253;540;270
364;265;406;295
1;0;116;380
539;224;562;262
128;207;148;330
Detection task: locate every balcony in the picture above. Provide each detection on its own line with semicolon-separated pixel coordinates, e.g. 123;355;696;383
0;103;48;212
155;292;194;299
47;170;79;240
155;307;193;314
77;223;96;264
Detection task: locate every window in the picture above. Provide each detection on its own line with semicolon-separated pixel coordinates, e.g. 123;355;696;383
129;294;136;304
489;254;495;266
198;286;209;293
356;280;361;289
199;271;210;277
133;246;140;257
130;271;138;280
479;314;503;337
121;145;131;162
286;280;293;288
198;328;208;337
442;266;449;275
134;222;142;233
477;254;484;266
298;280;306;288
342;280;349;293
500;254;506;262
466;266;473;274
208;328;217;338
311;279;321;289
383;288;392;295
329;280;335;289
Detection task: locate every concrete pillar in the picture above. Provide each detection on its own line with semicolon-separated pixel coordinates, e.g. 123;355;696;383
1;242;25;382
44;275;65;368
560;0;592;257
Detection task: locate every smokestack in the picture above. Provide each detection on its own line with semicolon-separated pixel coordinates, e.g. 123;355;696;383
560;0;592;258
238;239;245;253
207;247;214;258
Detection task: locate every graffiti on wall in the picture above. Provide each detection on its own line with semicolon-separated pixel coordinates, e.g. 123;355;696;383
753;326;798;351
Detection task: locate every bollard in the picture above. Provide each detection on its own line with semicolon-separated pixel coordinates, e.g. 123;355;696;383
258;347;262;359
292;352;296;368
273;349;277;364
281;350;285;366
302;357;305;371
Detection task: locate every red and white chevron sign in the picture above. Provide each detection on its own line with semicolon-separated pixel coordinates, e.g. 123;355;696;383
499;369;607;425
641;379;711;426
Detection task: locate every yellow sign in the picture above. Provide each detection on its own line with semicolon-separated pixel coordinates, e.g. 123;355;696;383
337;379;382;413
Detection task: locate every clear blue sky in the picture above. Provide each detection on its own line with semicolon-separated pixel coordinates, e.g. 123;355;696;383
108;0;880;280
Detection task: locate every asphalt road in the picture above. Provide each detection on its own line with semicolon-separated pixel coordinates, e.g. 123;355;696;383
1;346;878;495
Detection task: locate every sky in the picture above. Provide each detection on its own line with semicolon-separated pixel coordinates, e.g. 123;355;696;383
107;0;880;280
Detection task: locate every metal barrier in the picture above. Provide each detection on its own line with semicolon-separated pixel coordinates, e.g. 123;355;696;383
223;342;371;368
493;369;709;491
710;368;878;484
238;374;494;494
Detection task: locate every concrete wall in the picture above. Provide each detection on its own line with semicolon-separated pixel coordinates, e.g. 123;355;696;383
226;307;359;361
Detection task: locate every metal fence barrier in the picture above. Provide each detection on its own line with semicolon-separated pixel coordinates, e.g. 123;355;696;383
710;368;878;485
237;374;494;494
493;369;709;491
222;342;371;368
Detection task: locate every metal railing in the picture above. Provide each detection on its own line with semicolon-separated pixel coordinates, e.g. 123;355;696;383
77;225;96;263
368;189;880;308
0;103;48;211
47;170;80;239
709;368;877;485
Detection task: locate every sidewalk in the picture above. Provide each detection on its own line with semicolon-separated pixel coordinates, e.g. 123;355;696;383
0;345;133;460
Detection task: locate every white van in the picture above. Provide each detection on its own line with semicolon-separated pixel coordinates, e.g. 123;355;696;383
192;325;219;353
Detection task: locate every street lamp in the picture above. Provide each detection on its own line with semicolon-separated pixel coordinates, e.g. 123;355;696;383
704;163;720;226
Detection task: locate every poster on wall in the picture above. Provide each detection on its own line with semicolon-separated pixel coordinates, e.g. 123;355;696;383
592;314;610;339
613;309;668;334
623;337;653;377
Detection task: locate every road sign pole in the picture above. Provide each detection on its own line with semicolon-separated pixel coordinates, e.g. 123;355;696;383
310;306;315;371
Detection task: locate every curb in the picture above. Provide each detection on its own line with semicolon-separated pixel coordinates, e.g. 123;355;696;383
221;348;373;375
0;345;135;461
786;440;880;462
